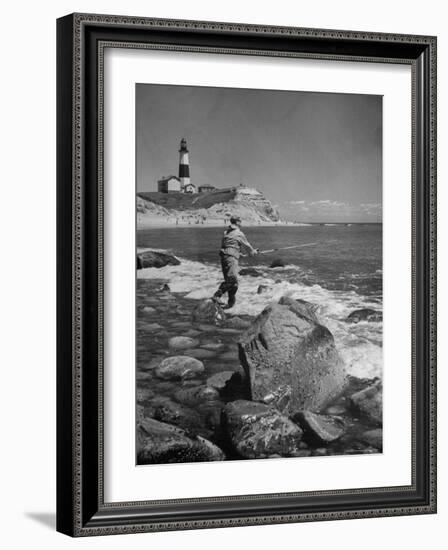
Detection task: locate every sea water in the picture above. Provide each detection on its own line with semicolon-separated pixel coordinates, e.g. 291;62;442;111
137;224;382;380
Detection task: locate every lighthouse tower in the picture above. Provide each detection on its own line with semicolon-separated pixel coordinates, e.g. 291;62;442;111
178;138;190;188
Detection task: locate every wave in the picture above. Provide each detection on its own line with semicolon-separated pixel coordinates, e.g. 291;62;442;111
138;256;383;380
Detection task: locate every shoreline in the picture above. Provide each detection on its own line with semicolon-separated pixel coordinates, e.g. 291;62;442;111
137;216;380;230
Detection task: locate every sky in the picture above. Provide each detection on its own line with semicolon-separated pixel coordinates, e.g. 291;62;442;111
136;84;382;222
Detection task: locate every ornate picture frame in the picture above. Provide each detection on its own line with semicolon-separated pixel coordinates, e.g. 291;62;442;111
56;13;437;536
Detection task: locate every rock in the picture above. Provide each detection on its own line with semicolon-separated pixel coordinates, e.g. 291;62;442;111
174;385;220;406
142;322;163;331
222;400;304;459
278;296;320;324
141;306;156;314
160;283;171;292
155;356;204;380
360;428;383;449
292;411;345;444
346;308;382;323
257;284;269;294
201;342;226;351
137;418;225;464
153;399;210;437
206;371;235;391
137;250;180;269
270;258;285;268
192;299;226;324
238;297;347;414
224;316;252;329
184;348;217;359
182;329;202;338
349;379;382;425
239;267;263;277
168;336;199;350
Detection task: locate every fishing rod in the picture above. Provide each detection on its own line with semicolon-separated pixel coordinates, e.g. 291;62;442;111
257;242;317;254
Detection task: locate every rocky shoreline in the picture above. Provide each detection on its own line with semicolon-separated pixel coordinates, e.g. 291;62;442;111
136;253;383;465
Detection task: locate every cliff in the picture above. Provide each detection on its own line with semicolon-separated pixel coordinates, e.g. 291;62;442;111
137;186;280;227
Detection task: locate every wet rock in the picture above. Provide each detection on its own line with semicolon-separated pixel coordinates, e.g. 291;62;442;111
313;448;328;456
155;356;204;380
201;342;226;351
174;385;220;407
137;418;225;464
257;284;269;294
160;283;171;292
360;428;383;449
346;308;382;323
325;404;347;416
184;348;217;359
239;267;263;277
206;371;235;391
270;258;285;268
223;400;304;459
192;299;226;324
278;296;320;324
292;411;345;444
168;336;199;350
141;306;156;314
137;250;180;269
238;296;347;414
349;379;382;426
224;316;252;329
142;322;163;331
153;399;210;437
182;329;202;338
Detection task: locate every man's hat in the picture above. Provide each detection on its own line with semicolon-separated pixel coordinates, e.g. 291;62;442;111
230;216;242;224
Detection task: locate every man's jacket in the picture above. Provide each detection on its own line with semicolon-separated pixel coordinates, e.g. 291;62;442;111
220;224;255;259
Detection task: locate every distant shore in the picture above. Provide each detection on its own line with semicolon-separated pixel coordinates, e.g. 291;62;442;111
137;214;308;229
137;214;380;230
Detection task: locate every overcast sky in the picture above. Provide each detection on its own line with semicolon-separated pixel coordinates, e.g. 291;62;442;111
136;84;382;222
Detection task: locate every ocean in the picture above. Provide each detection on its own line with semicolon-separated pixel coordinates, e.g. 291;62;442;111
137;224;383;380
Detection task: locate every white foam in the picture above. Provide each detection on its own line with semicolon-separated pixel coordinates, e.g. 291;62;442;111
138;258;383;379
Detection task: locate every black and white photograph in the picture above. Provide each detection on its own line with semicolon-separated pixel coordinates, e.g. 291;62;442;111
135;83;383;465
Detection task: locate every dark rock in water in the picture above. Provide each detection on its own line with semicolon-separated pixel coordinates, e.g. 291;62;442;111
346;308;382;323
137;418;225;464
222;400;304;459
153;399;210;438
160;283;171;292
155;356;204;380
239;267;263;277
137;250;180;269
257;284;269;294
192;299;226;325
278;296;320;324
270;258;285;268
292;411;345;444
206;371;235;391
168;336;198;350
360;428;383;449
174;385;220;407
238;296;347;414
224;316;251;329
349;379;382;425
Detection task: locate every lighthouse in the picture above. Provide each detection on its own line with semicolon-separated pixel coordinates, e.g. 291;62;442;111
178;138;191;189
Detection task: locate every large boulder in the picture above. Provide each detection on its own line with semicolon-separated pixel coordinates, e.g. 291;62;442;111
223;400;304;458
278;296;320;324
137;250;180;269
192;299;226;324
137;418;225;464
346;308;382;323
349;379;382;426
238;297;347;414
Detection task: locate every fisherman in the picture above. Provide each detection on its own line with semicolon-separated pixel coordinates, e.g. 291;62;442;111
213;216;258;309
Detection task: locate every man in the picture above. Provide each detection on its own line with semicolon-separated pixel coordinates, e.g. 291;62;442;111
213;216;258;309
